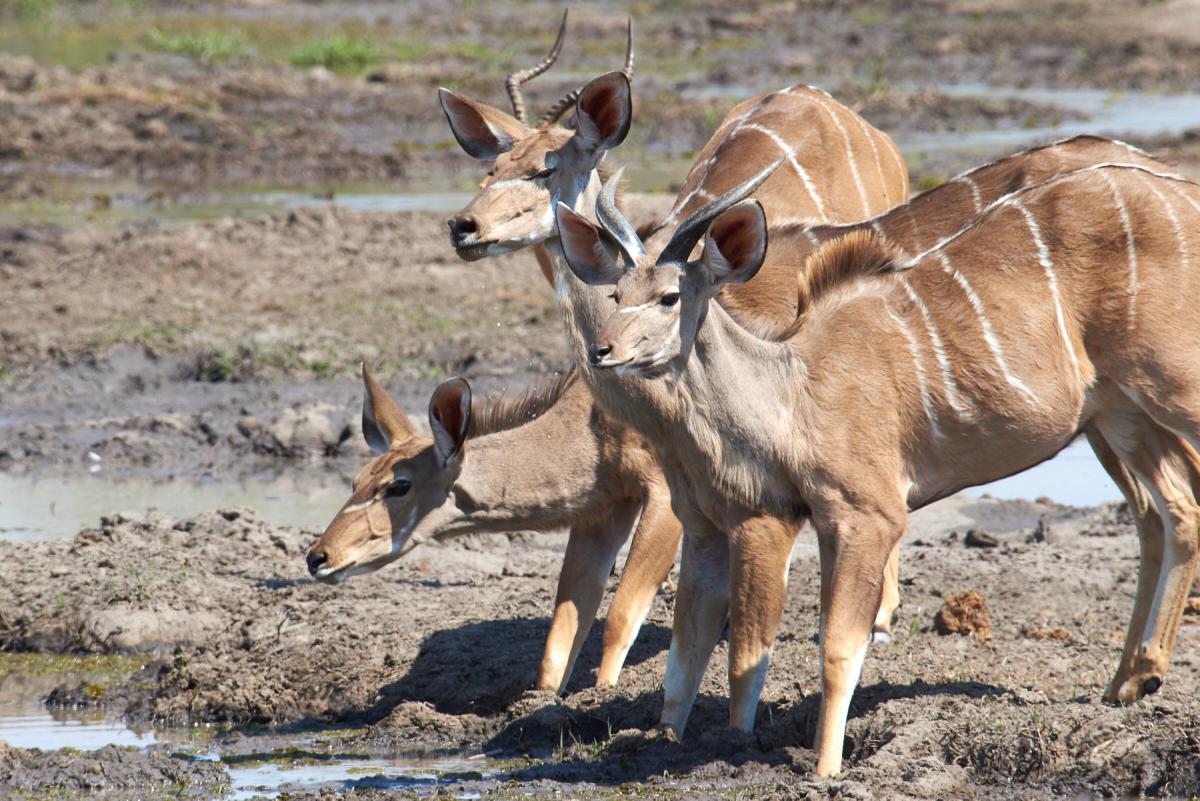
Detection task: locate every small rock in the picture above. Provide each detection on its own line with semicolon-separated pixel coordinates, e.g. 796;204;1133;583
1027;517;1056;544
964;528;998;548
934;591;992;640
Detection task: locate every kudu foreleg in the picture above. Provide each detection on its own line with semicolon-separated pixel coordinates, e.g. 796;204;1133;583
727;514;799;731
537;501;640;693
659;526;730;737
597;483;683;687
813;510;904;778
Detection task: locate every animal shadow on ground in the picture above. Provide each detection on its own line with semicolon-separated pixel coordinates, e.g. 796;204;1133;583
483;678;1013;784
366;617;673;720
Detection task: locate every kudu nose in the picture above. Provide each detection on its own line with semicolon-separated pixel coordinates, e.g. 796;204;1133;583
588;343;612;366
306;550;328;577
447;215;478;245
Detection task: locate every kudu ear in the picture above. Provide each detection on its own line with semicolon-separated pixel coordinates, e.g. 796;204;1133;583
555;203;623;286
699;200;769;287
429;376;472;466
361;364;417;454
438;88;531;161
572;71;632;157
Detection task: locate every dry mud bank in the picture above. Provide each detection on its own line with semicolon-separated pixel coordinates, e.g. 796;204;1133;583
0;498;1197;798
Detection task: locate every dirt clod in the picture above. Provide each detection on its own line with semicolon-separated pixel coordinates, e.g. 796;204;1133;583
964;528;999;548
934;591;993;640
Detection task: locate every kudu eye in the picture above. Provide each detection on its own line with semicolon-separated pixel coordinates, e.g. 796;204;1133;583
384;478;411;499
659;292;680;308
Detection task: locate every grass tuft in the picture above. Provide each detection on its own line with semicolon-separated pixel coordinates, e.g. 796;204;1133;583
288;32;379;73
147;27;248;65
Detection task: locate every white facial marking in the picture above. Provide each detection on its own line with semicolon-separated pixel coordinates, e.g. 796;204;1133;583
898;276;973;419
619;301;657;314
340;499;373;515
1009;198;1083;383
391;507;419;556
936;252;1039;406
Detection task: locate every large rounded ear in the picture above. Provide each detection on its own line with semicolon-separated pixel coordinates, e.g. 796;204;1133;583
554;203;623;286
699;200;768;287
362;364;416;454
572;71;632;157
438;88;532;161
429;376;472;466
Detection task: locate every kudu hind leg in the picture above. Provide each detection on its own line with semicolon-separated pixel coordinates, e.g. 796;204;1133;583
1094;412;1200;703
872;543;901;643
596;484;683;687
1085;427;1162;703
659;526;730;737
727;515;798;731
537;501;640;693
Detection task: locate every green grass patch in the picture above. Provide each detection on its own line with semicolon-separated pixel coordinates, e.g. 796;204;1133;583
146;27;249;64
289;32;379;73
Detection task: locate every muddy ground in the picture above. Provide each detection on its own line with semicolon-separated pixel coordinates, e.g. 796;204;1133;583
3;0;1200;798
2;499;1200;799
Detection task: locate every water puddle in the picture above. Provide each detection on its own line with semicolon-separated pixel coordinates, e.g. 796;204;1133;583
0;653;495;797
899;82;1200;155
0;701;490;798
0;173;474;229
0;472;347;541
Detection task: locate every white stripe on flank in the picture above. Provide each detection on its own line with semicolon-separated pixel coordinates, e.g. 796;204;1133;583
904;162;1188;266
936;252;1038;407
959;175;984;213
1166;179;1200;220
808;92;870;216
662;187;714;226
905;205;923;252
884;303;941;436
898;276;972;419
1009;199;1082;382
1137;172;1190;273
846;105;889;205
738;123;829;220
1099;170;1139;331
873;220;909;259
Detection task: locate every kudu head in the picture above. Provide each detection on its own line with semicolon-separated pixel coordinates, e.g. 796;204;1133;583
439;10;635;260
556;161;780;375
306;366;471;584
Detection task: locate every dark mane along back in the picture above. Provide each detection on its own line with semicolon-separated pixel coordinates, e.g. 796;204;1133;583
468;368;579;437
777;229;899;340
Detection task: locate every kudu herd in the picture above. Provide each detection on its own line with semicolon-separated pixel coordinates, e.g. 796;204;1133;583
306;10;1199;778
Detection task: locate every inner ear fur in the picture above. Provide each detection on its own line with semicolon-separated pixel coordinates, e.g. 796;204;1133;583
555;203;624;286
573;72;632;155
438;88;531;161
701;200;769;285
429;376;472;464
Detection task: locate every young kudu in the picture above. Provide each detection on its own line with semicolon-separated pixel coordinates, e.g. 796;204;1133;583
438;18;910;660
306;367;679;693
556;159;1200;776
